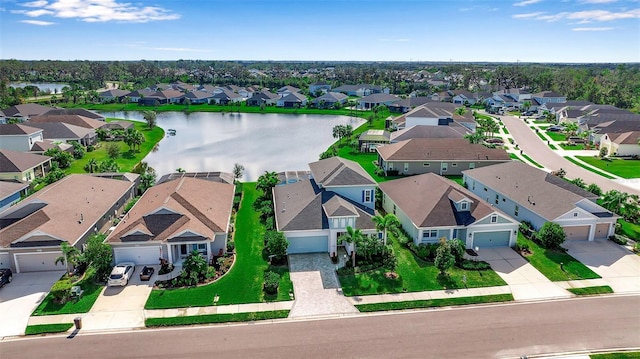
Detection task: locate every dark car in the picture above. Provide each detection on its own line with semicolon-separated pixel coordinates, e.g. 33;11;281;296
139;266;155;281
0;268;13;288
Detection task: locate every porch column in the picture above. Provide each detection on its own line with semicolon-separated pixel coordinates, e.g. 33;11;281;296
588;224;595;242
450;229;454;240
167;245;173;264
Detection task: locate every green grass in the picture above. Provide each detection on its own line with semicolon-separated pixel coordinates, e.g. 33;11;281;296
521;154;544;168
549;144;558;150
576;156;640;179
338;235;506;296
535;131;548;142
618;219;640;241
502;126;509;135
24;323;73;335
564;157;616;179
560;143;586;150
534;120;551;124
591;352;640;359
545;131;566;141
145;310;290;327
66;119;164;174
32;268;103;316
517;233;600;281
145;183;292;309
356;294;514;312
567;285;614;296
509;153;522;161
445;175;464;186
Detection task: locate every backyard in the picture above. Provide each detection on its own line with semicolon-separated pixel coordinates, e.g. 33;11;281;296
338;234;506;296
576;156;640;179
145;183;293;309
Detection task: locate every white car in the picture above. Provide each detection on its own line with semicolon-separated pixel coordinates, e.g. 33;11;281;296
107;262;135;287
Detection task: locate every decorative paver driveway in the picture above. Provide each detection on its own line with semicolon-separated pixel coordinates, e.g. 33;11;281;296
480;247;571;301
564;240;640;293
288;253;358;318
0;271;64;338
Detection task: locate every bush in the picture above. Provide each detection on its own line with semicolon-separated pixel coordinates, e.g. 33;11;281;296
536;222;566;249
608;234;628;245
216;256;234;275
226;240;235;253
181;250;208;286
515;241;530;253
449;239;466;264
265;231;288;264
263;271;280;294
86;145;95;152
409;243;438;261
457;259;492;270
50;279;72;303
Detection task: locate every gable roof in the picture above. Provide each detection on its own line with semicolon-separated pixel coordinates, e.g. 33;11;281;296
277;85;300;93
308;157;376;187
280;92;307;102
0;123;42;136
2;104;53;118
609;131;640;145
99;89;130;98
107;177;234;243
358;93;400;103
323;195;359;217
41;108;105;121
379;173;500;228
0;180;29;201
24;121;94;140
0;149;50;173
390;124;468;142
0;174;135;248
533;91;565;98
314;92;348;103
377;138;510;162
359;129;391;142
27;114;105;129
463;161;601;221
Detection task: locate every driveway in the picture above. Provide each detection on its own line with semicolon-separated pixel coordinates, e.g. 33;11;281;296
480;247;571;301
0;271;64;338
288;253;358;318
498;114;640;196
564;240;640;293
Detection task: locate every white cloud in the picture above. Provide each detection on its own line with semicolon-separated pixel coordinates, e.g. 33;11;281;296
572;26;615;30
150;47;212;53
514;0;543;6
20;19;54;25
512;11;545;18
15;0;180;23
579;0;617;4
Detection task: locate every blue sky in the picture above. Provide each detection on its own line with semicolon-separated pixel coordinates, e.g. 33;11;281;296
1;0;639;62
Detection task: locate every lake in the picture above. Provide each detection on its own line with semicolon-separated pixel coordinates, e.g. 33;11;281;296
10;82;69;94
99;111;364;181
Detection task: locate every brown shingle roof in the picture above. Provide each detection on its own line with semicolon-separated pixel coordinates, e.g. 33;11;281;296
379;173;497;227
0;149;51;173
0;180;29;200
610;131;640;145
390;125;468;142
377;138;511;162
308;157;376;187
28;114;105;129
0;124;42;136
107;177;234;243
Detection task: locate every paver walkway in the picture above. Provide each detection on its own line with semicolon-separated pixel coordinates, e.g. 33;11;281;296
480;247;572;301
563;240;640;293
287;253;358;318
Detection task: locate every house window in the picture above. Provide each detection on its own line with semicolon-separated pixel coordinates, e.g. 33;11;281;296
422;230;438;238
490;215;498;223
573;212;578;217
515;205;519;217
333;219;338;228
452;163;457;167
469;163;475;169
404;163;409;172
441;163;448;172
388;163;394;170
393;204;396;215
460;202;468;210
363;189;373;203
484;187;487;192
423;163;430;167
495;194;499;204
340;218;346;227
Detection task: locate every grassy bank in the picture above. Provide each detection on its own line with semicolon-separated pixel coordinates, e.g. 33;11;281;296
567;286;613;296
356;294;514;312
145;310;289;327
25;323;73;335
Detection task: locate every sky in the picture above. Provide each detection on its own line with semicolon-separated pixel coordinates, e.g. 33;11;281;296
0;0;639;63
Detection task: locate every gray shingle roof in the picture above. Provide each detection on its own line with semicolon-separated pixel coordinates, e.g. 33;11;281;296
390;125;468;142
308;157;376;187
377;138;511;162
0;124;42;135
0;149;50;173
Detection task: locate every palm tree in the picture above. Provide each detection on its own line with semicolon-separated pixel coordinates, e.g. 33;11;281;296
256;171;280;199
124;128;136;151
454;107;467;116
601;190;628;215
464;132;484;144
143;110;157;129
55;242;81;273
83;158;98;173
371;213;400;245
342;226;364;267
132;129;145;152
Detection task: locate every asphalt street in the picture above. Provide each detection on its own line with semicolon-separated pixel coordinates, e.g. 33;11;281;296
499;114;640;196
2;295;638;359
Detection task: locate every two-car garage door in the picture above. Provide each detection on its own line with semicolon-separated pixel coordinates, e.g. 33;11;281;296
287;236;328;254
113;246;161;265
15;252;64;273
472;231;511;248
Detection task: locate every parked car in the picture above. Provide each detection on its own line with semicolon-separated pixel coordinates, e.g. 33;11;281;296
107;262;135;287
548;126;565;132
139;266;155;281
0;268;12;288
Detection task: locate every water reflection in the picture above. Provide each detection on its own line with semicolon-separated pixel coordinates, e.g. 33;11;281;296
99;111;364;181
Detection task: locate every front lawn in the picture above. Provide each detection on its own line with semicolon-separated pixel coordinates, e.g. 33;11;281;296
567;285;613;296
356;294;513;312
516;233;600;281
545;131;566;141
338;235;506;296
560;143;585;150
564;157;616;179
32;268;103;316
591;352;640;359
145;310;289;327
618;219;640;241
66;119;164;174
577;156;640;179
25;323;73;335
145;183;293;309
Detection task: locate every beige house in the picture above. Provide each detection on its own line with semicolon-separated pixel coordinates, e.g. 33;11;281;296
600;131;640;157
0;149;51;182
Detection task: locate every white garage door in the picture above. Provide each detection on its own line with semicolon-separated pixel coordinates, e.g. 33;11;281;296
0;252;10;268
594;223;610;240
15;252;64;273
114;246;161;265
564;225;590;240
287;236;328;254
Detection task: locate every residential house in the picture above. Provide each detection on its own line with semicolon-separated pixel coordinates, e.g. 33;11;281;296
451;90;479;105
138;89;184;106
600;131;640;157
581;112;640;143
379;173;519;248
277;92;308;108
246;90;280;106
377;138;511;176
107;176;234;266
276;85;301;96
532;91;567;105
24;122;97;146
1;104;53;121
391;102;459;130
309;81;332;95
312;92;348;108
183;90;214;104
389;124;468;143
0;149;51;182
103;121;135;131
463;161;618;241
42;108;105;121
333;84;389;97
0;180;29;213
98;89;130;103
0;174;137;272
358;129;391;152
0;124;44;151
428;91;452;102
357;93;400;110
27;114;106;130
29;140;73;155
387;97;436;113
127;89;155;103
492;88;532;103
210;88;243;105
273;157;378;255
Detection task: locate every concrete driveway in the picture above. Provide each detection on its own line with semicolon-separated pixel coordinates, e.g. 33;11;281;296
288;253;358;318
564;240;640;293
0;271;64;338
480;247;571;301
